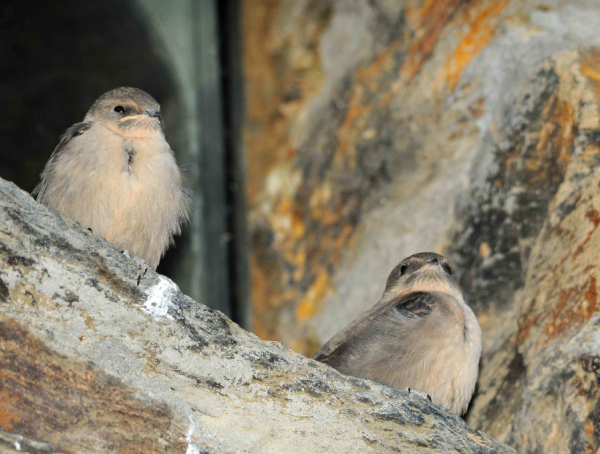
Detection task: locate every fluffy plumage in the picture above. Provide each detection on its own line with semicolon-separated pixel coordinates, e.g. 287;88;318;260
34;87;191;269
315;252;481;415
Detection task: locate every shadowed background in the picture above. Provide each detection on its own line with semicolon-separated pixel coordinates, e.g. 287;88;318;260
0;0;249;327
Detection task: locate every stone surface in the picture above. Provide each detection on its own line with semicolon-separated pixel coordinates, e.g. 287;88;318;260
0;179;512;453
242;0;600;452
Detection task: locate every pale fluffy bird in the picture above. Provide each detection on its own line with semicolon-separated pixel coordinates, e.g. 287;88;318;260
34;87;191;271
314;252;481;415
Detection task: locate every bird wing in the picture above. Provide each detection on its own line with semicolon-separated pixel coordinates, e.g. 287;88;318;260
314;292;437;366
313;306;375;365
33;122;92;199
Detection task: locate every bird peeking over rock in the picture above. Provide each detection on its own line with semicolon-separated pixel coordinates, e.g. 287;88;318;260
314;252;481;415
34;87;192;280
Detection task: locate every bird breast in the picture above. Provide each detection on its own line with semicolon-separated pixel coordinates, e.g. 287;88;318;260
50;124;184;268
373;296;481;415
404;299;481;415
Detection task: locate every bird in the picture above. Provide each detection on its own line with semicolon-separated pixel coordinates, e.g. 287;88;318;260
314;252;481;415
34;87;191;277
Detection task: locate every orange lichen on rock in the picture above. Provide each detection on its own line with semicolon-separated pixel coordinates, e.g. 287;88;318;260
532;97;574;182
573;208;600;259
499;89;575;188
244;1;336;343
580;47;600;102
443;0;510;90
0;318;187;453
0;387;21;431
242;0;330;200
296;269;330;320
542;276;599;343
250;247;303;340
518;310;540;345
402;0;463;82
331;225;354;264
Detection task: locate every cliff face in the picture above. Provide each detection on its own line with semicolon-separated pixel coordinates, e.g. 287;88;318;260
0;178;512;453
242;0;600;451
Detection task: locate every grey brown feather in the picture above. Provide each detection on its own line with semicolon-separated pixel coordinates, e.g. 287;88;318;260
315;253;481;415
34;87;191;269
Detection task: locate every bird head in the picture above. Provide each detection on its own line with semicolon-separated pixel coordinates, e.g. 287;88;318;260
384;252;462;299
85;87;163;138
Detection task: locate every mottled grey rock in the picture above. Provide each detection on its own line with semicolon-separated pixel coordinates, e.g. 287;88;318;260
0;429;54;454
0;178;512;453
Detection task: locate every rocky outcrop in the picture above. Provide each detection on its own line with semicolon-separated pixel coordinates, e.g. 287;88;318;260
449;47;600;454
0;179;511;453
242;0;600;452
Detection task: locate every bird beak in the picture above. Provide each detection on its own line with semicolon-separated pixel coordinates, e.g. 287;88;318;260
145;109;162;120
120;114;144;122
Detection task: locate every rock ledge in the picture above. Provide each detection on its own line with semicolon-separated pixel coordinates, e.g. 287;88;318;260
0;178;513;453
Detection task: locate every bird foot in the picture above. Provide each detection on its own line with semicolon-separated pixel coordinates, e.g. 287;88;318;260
404;387;432;402
121;250;148;286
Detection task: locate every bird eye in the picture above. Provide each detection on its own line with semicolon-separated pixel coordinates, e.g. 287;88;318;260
400;265;407;276
114;105;125;113
442;263;453;275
